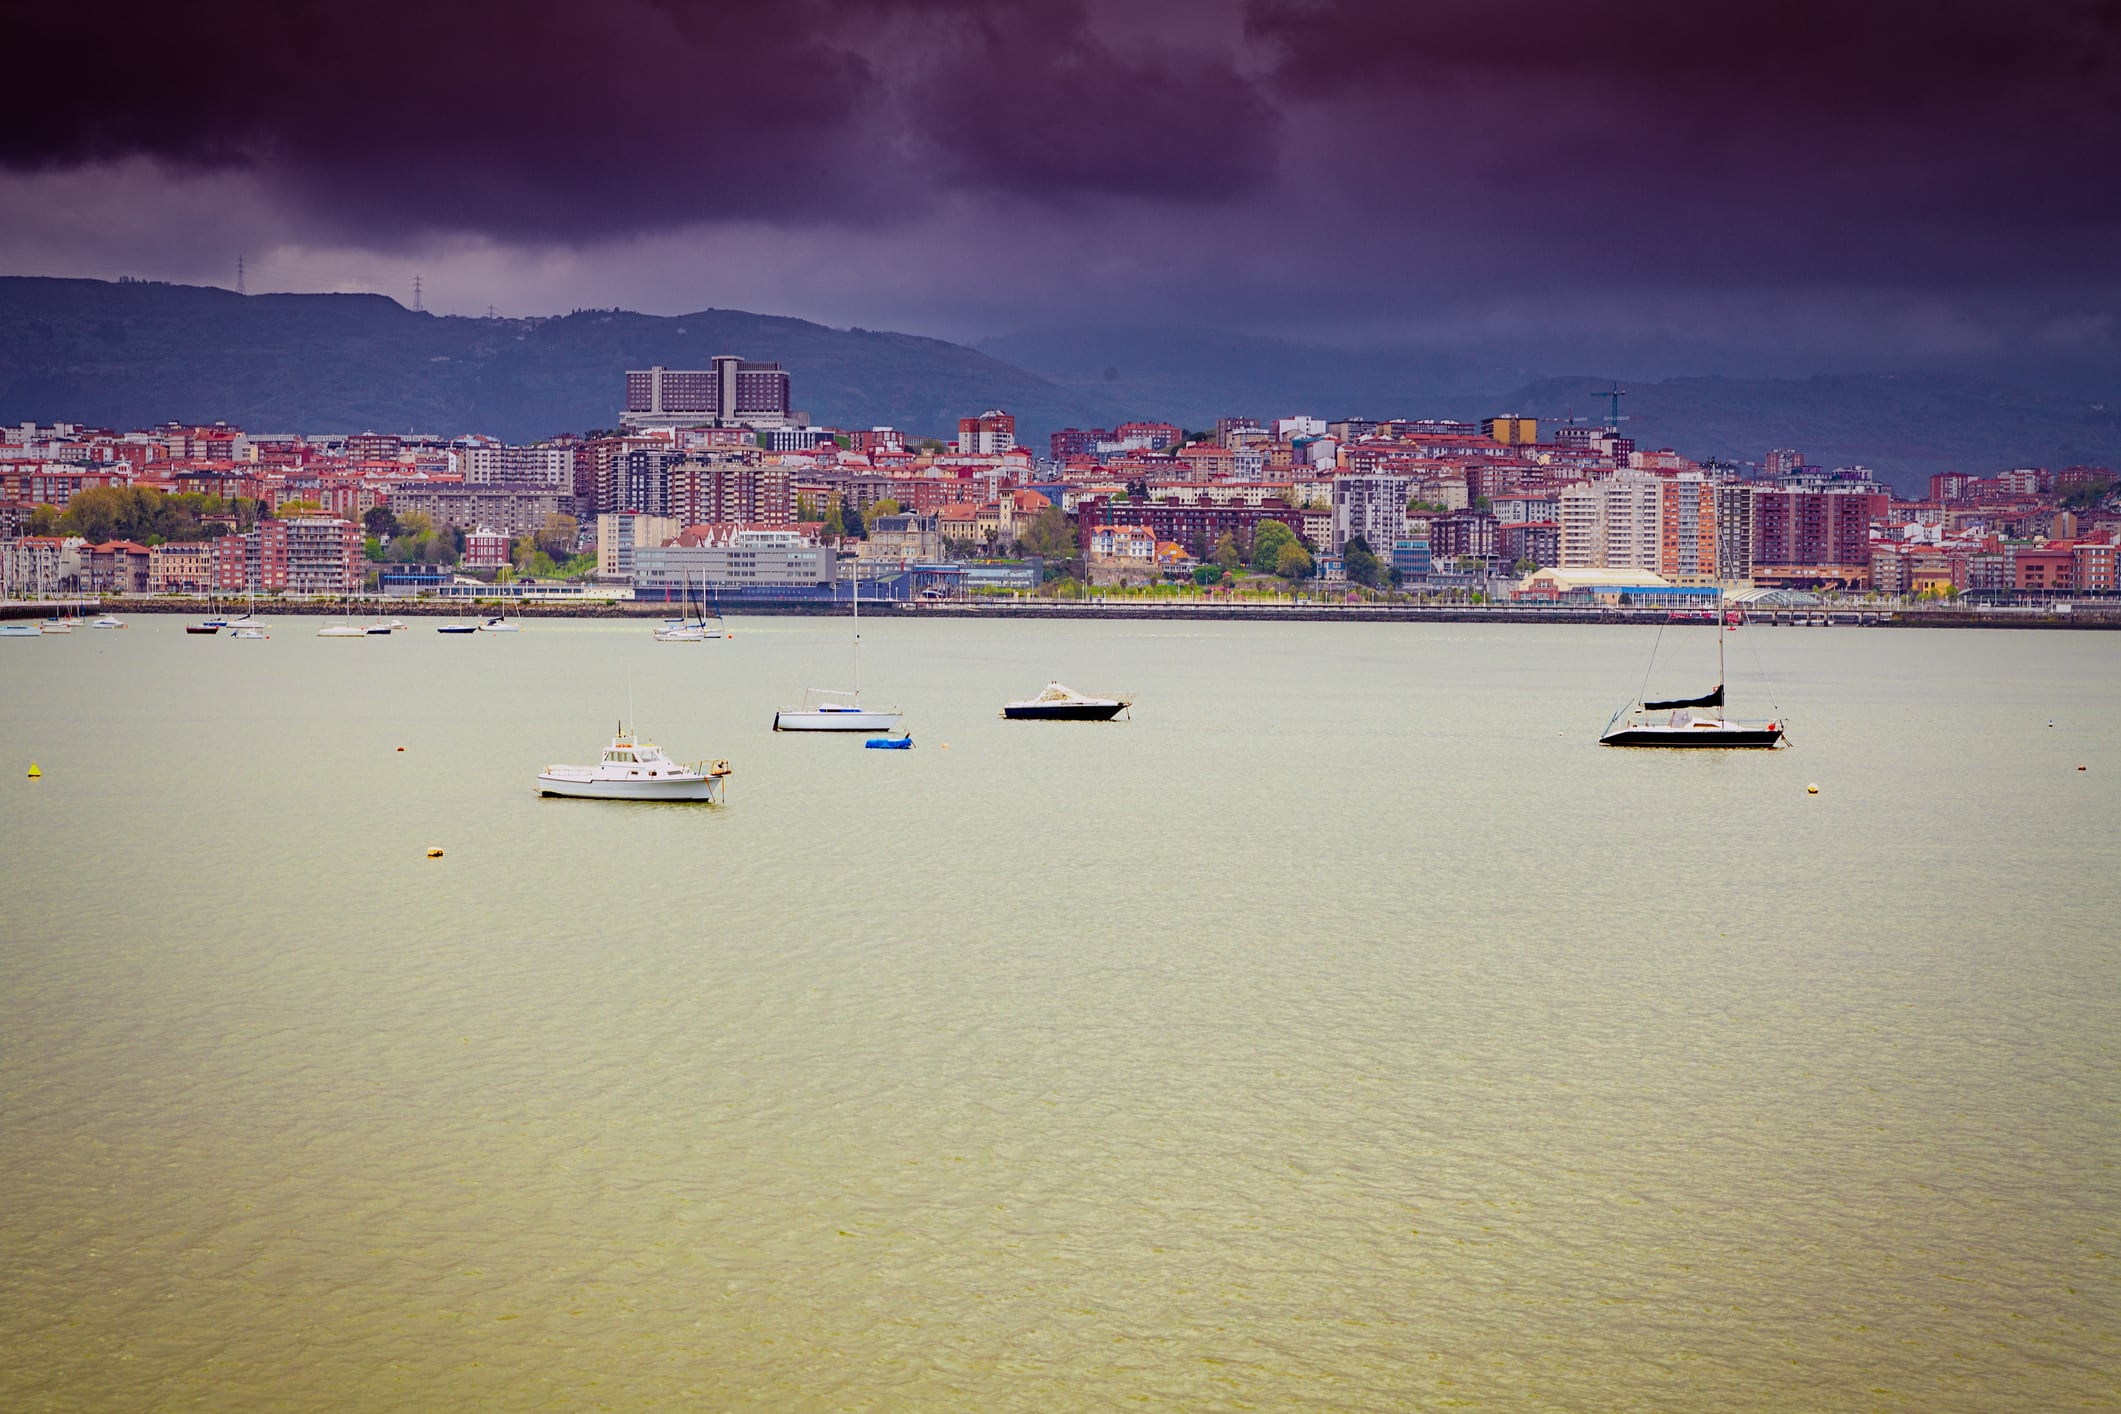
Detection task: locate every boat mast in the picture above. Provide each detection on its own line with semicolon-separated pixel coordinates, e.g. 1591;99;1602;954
851;561;861;700
1717;585;1725;695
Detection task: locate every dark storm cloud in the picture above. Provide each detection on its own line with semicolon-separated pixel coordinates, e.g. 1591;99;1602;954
1246;0;2121;287
900;2;1277;199
0;0;1273;239
2;0;879;236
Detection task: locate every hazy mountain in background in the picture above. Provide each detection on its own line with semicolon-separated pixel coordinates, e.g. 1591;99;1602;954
983;326;2121;493
2;279;2114;496
0;277;1124;445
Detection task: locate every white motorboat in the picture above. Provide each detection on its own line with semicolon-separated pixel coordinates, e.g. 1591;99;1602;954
39;619;73;634
772;574;900;731
0;622;41;638
1002;682;1131;721
537;725;730;803
233;624;269;640
437;623;479;634
92;615;125;629
317;624;367;638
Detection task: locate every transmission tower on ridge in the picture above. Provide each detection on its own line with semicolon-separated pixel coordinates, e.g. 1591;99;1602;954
413;274;423;312
236;255;245;295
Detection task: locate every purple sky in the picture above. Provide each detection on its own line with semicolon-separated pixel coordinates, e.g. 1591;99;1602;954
4;0;2117;374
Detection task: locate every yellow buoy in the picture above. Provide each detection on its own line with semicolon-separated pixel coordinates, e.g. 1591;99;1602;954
1806;783;1819;795
426;847;444;858
26;762;41;778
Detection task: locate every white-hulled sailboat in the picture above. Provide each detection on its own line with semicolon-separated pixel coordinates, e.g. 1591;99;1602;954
655;570;726;641
772;571;901;732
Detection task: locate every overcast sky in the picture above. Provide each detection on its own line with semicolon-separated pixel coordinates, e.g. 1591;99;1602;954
4;0;2117;377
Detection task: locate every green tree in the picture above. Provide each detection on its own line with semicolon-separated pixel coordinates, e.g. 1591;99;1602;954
869;497;901;518
842;498;866;538
533;512;579;559
823;500;846;538
1021;505;1077;560
1192;563;1222;587
363;505;398;537
274;499;324;518
1273;540;1314;579
394;509;437;541
27;505;62;536
1250;520;1296;573
58;486;127;541
1344;536;1383;587
1212;533;1241;570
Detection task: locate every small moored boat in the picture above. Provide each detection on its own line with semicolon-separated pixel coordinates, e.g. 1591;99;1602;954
537;725;730;802
317;624;367;638
1599;591;1785;749
864;734;914;750
437;623;479;634
1002;682;1131;721
92;615;125;629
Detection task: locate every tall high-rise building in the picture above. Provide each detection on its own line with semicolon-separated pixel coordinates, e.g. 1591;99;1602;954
1715;484;1756;580
1332;474;1410;554
622;357;792;431
957;410;1016;455
1752;489;1886;580
1559;471;1661;570
1657;476;1720;582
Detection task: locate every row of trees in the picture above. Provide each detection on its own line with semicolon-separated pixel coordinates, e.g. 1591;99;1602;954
26;485;265;544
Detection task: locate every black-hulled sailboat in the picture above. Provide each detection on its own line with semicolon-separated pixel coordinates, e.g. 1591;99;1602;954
1599;593;1785;748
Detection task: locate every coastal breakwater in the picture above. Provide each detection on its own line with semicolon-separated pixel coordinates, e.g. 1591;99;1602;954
8;598;2120;628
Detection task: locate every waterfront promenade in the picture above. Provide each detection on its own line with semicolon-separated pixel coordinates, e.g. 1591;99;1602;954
4;595;2118;629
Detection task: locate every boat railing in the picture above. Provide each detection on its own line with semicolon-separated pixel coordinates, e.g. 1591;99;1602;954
681;759;734;777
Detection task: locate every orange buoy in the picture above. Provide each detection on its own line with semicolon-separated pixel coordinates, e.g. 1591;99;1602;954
426;847;444;858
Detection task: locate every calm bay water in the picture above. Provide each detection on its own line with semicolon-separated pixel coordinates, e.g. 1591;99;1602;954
1;615;2115;1410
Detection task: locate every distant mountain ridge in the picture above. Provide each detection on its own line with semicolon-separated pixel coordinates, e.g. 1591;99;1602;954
0;277;1125;447
2;279;2115;496
981;326;2121;494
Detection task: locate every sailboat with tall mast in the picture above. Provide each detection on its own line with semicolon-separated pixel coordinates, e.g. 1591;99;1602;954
1599;590;1785;748
654;569;726;641
771;567;901;732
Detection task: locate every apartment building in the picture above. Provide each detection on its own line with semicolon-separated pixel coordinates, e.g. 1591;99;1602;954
1332;474;1411;554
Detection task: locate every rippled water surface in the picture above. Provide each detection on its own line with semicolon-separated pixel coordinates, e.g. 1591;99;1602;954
2;615;2116;1410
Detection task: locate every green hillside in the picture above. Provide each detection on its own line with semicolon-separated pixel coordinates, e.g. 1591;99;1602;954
0;277;1123;444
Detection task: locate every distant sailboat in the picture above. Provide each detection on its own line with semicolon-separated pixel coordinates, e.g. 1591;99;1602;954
655;570;726;641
